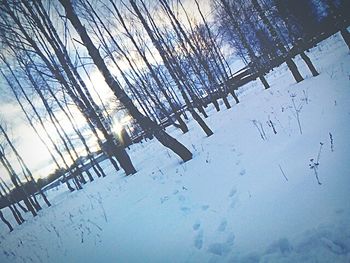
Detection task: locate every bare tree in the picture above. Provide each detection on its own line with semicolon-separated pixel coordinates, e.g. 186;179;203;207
0;205;14;232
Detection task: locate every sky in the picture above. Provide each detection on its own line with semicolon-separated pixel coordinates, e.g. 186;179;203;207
0;68;116;180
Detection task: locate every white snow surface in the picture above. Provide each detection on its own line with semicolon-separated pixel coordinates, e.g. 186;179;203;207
1;33;350;263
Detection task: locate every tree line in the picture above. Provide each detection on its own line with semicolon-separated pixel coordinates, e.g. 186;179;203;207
0;0;349;231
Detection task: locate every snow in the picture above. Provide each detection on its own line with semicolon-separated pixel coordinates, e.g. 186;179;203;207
1;33;350;263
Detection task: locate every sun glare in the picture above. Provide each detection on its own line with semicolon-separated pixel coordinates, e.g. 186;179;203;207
112;115;132;137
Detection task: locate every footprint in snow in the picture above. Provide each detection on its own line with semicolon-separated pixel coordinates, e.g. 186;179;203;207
207;233;235;256
239;169;246;176
180;206;191;214
194;230;204;249
178;195;186;202
207;243;231;256
160;196;169;204
335;208;344;214
228;188;237;198
193;221;201;231
229;188;238;209
217;219;227;232
230;199;237;209
226;233;235;245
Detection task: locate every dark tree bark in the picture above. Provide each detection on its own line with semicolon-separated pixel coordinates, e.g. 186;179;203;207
0;177;25;225
300;51;319;77
0;209;13;232
340;29;350;49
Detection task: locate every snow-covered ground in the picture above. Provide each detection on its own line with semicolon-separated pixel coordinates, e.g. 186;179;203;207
1;33;349;263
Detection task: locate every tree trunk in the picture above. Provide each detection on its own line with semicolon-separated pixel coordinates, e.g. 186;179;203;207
85;170;94;182
230;90;240;104
197;104;208;118
259;76;270;89
286;58;304;82
190;109;213;137
0;210;13;232
300;52;319;76
222;96;231;109
0;183;25;224
11;205;24;225
212;98;220;112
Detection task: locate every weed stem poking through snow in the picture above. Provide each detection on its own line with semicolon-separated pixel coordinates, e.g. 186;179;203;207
278;164;288;181
290;94;303;135
309;142;324;185
329;132;334;152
